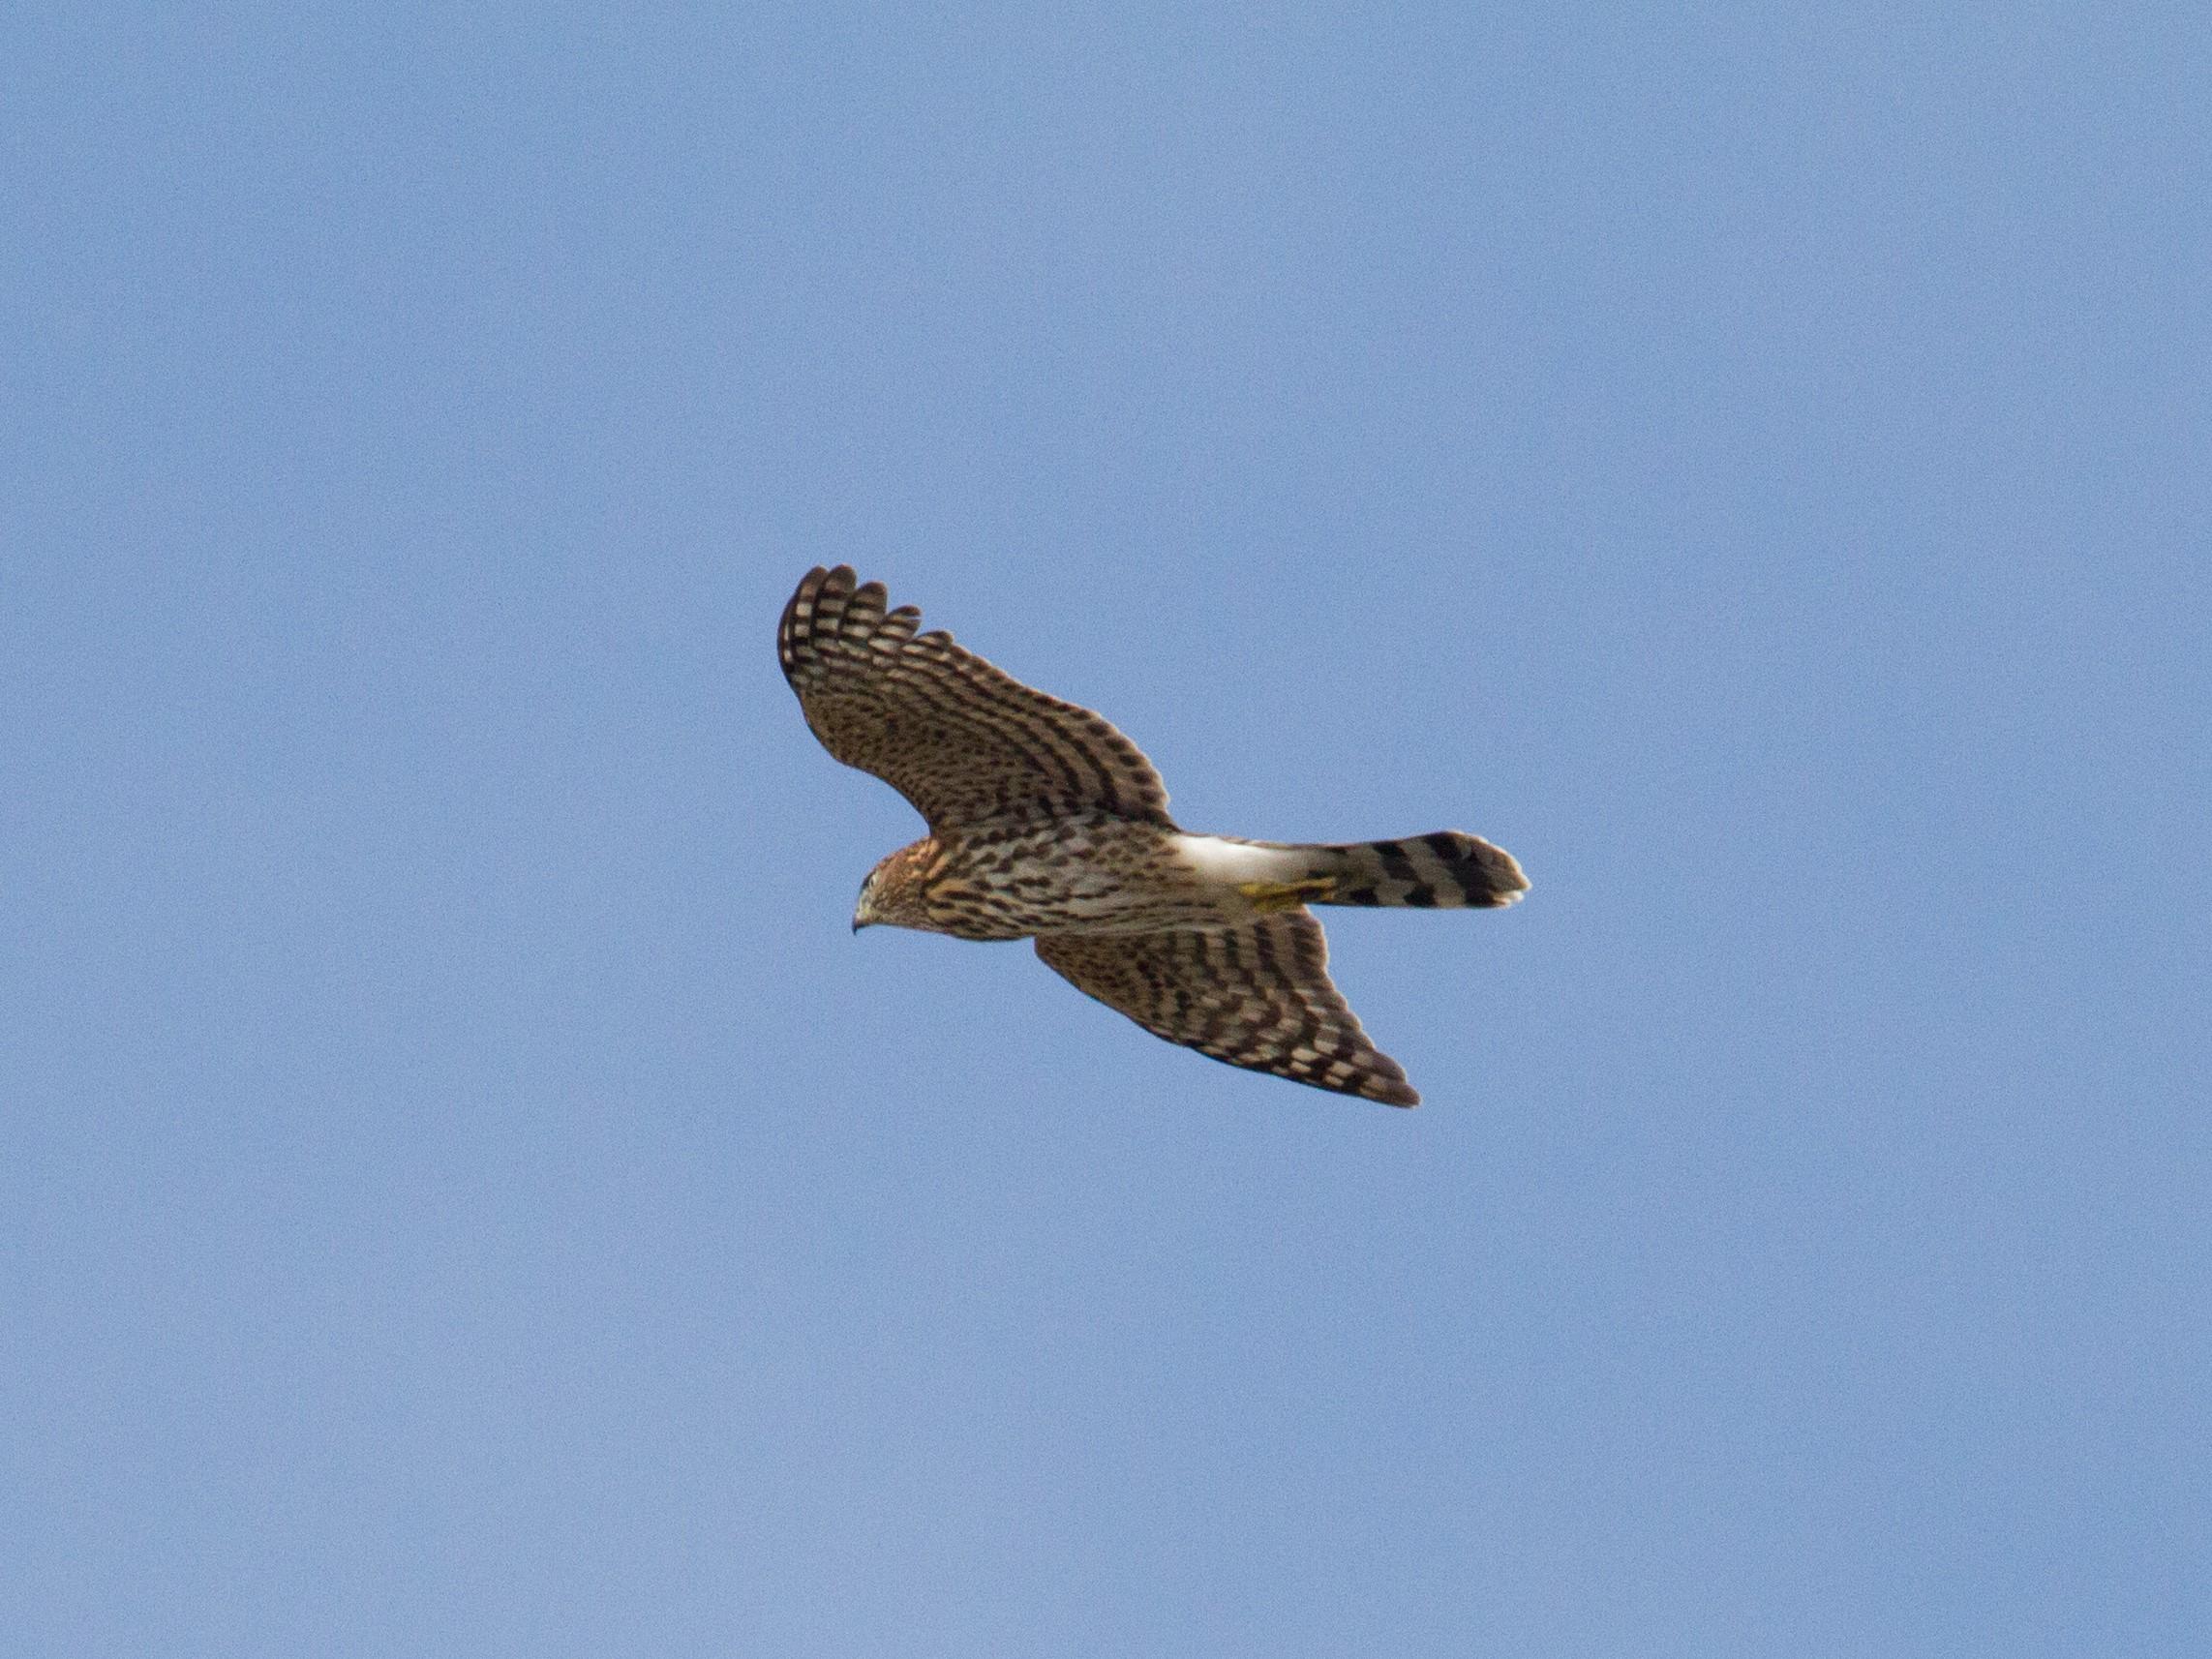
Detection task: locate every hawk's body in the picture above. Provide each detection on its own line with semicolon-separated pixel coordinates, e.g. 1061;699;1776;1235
779;565;1527;1106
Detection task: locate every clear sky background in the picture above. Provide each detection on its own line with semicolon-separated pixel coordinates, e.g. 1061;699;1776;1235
5;5;2205;1655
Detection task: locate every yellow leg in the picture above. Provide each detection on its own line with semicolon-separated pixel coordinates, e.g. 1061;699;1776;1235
1237;877;1337;914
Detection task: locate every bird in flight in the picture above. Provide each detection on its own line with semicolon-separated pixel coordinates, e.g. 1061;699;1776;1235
778;566;1528;1105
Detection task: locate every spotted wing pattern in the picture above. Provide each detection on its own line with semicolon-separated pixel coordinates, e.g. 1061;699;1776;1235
1034;912;1420;1106
779;565;1173;831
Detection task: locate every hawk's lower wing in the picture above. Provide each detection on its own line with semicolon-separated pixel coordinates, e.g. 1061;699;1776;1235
1034;913;1419;1106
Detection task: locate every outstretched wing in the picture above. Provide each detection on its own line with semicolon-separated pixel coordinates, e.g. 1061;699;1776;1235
778;565;1174;831
1034;912;1419;1106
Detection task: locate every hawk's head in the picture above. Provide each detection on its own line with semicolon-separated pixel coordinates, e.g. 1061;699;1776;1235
853;838;942;933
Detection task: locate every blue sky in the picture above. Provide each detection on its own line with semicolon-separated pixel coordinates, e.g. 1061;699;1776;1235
5;5;2206;1654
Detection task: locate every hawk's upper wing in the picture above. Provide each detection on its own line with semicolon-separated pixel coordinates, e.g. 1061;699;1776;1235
1034;912;1420;1106
779;565;1173;831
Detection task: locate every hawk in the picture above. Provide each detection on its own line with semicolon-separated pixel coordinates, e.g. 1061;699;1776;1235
778;566;1528;1106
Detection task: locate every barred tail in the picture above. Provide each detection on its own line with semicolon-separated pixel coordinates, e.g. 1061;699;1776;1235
1307;831;1529;910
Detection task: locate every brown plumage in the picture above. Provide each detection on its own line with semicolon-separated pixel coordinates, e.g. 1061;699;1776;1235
778;565;1528;1106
